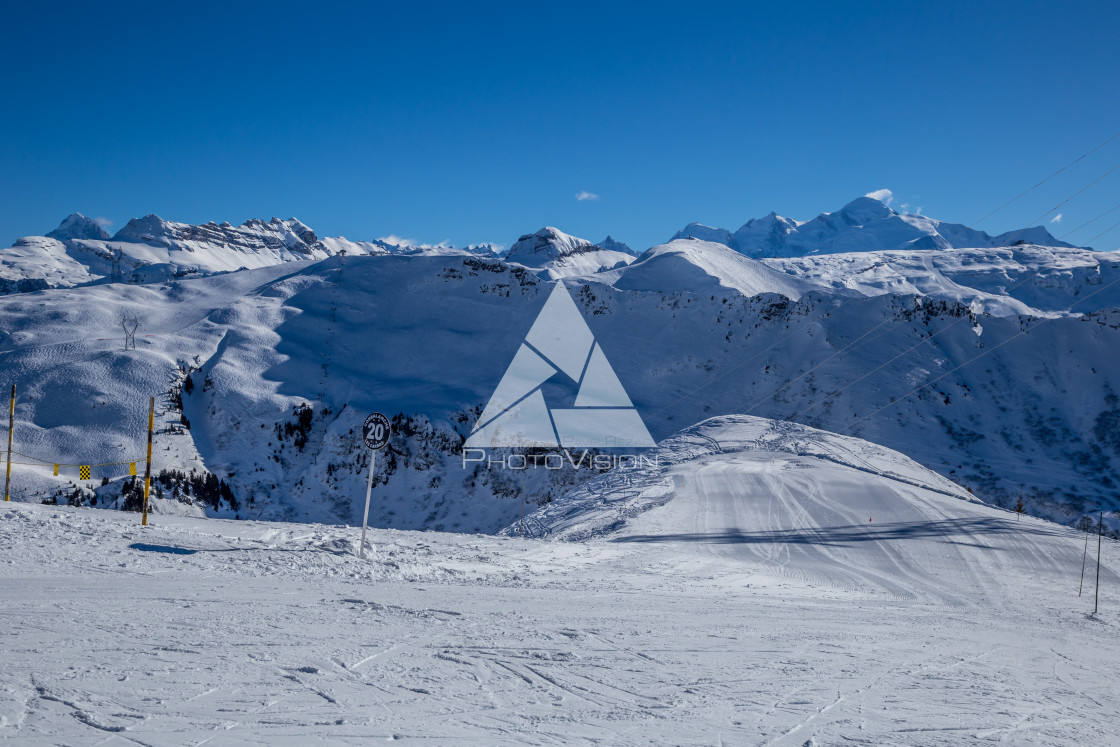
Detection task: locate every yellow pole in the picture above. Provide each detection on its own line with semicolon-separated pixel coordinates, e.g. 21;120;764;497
141;396;154;525
3;384;13;501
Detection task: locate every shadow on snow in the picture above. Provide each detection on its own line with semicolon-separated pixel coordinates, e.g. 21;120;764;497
129;543;198;555
610;516;1066;548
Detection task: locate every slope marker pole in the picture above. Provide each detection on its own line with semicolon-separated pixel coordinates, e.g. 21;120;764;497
519;468;526;538
359;448;375;559
141;396;154;525
3;385;14;502
1094;511;1103;615
1079;522;1090;596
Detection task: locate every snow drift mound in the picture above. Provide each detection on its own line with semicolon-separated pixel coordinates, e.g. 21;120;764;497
517;414;976;541
516;415;1089;602
613;238;811;299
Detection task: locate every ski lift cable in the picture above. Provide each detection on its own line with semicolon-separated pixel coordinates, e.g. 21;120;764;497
635;281;964;426
838;272;1120;434
612;300;935;446
612;142;1120;442
1082;217;1120;247
770;236;1112;429
1021;159;1120;230
742;316;897;414
970;130;1120;227
615;239;1073;444
627;322;813;424
1058;201;1120;240
747;244;1060;425
782;315;974;423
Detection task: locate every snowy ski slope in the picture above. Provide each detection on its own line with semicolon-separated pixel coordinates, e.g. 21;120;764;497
1;415;1116;744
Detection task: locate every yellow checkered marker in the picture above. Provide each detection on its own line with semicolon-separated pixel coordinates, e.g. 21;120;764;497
79;465;90;480
129;462;137;476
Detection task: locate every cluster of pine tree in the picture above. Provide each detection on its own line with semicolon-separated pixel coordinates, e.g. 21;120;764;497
43;485;95;507
166;362;198;432
146;469;239;512
119;476;146;512
275;403;331;452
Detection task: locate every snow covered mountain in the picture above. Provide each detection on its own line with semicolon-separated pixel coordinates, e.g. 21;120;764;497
762;242;1120;317
594;235;634;255
0;213;492;293
0;198;1117;537
673;192;1076;258
505;227;634;278
45;212;110;242
610;238;812;299
112;214;329;255
1;242;1117;536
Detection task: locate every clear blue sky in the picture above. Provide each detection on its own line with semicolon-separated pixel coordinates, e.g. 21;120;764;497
3;0;1119;251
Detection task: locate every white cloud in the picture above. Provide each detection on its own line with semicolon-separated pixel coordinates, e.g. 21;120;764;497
1050;213;1063;224
864;188;893;206
900;202;911;212
94;217;113;229
575;190;599;201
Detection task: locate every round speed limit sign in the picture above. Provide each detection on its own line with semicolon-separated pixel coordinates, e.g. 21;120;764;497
362;412;391;451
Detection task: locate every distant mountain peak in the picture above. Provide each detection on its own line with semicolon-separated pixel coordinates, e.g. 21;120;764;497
595;235;635;255
838;194;896;223
3;211;508;292
46;213;110;241
507;227;597;260
672;223;734;246
506;227;635;278
672;194;1074;258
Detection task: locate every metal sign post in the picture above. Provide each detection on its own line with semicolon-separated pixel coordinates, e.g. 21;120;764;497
4;385;14;502
358;412;391;559
141;396;154;526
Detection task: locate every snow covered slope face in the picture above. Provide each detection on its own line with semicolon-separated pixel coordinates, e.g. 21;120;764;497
0;256;615;533
3;251;1120;533
673;193;1076;258
505;227;634;278
0;237;82;294
762;243;1120;317
182;260;1120;526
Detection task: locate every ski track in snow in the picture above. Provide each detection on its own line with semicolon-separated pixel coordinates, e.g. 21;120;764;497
2;445;1118;746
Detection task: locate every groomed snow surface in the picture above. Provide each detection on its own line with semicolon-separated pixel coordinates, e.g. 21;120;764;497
2;418;1117;745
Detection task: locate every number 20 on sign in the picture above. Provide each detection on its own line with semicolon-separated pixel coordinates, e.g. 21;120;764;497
358;413;391;559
